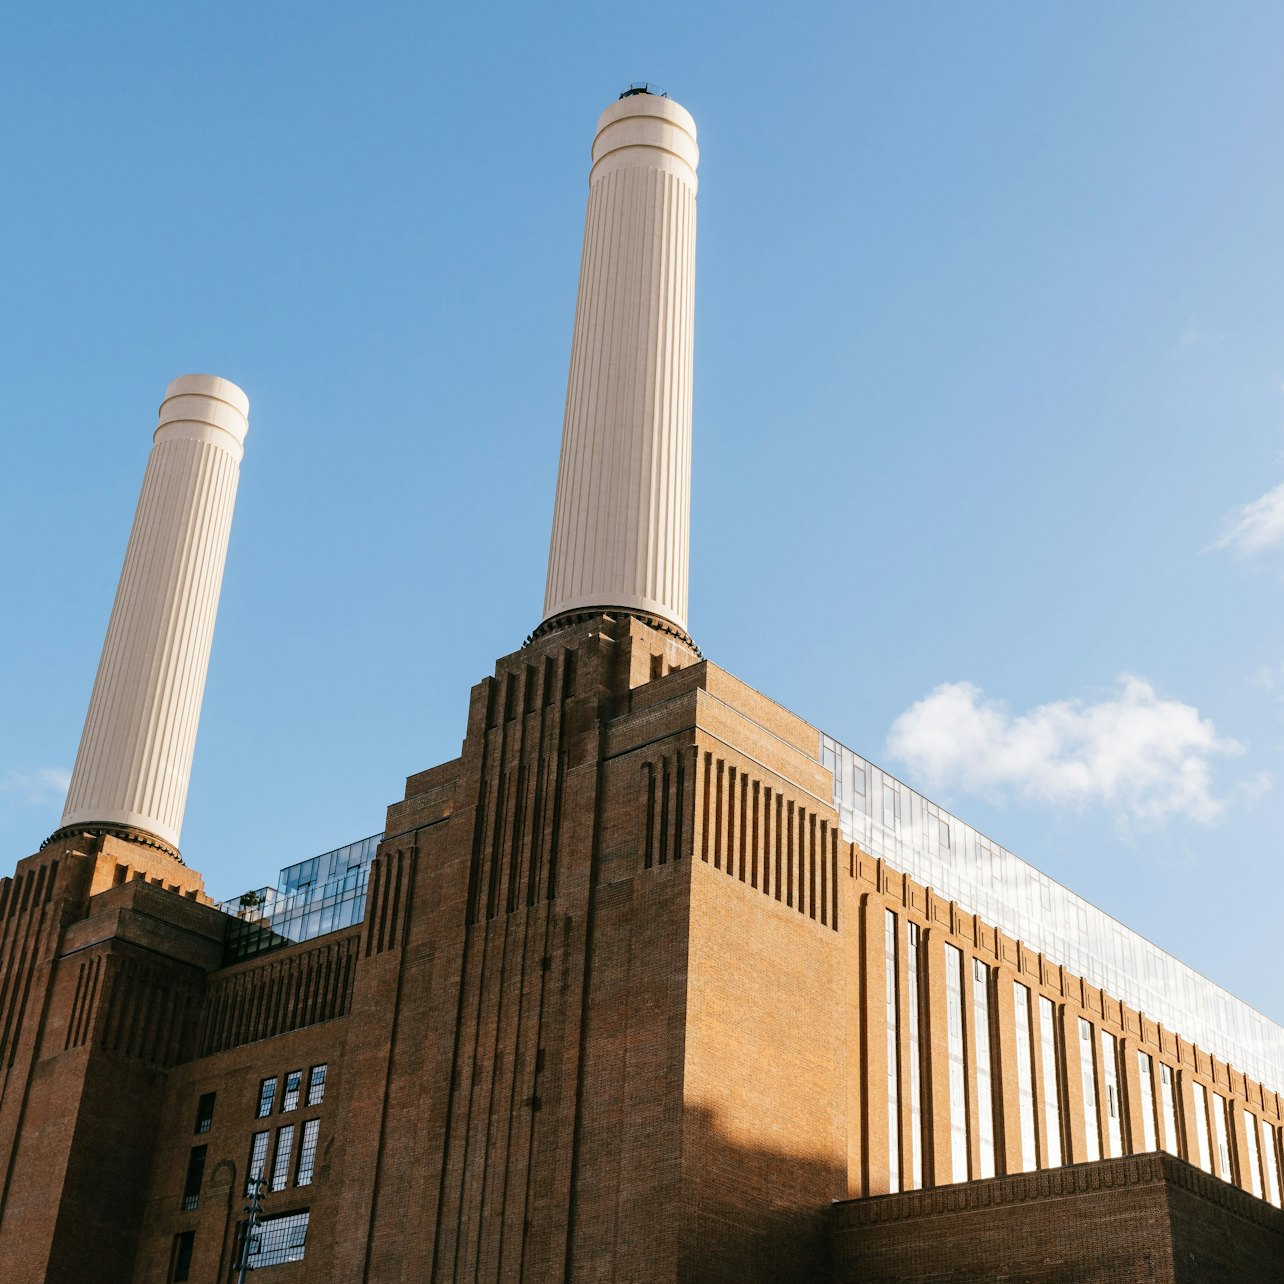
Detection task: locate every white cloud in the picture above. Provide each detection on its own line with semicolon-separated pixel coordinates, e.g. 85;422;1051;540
0;767;71;807
1213;481;1284;558
885;676;1244;828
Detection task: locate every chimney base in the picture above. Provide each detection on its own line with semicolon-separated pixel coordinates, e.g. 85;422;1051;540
526;607;701;656
41;823;184;864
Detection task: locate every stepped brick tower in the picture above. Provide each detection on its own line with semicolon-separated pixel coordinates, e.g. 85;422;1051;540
2;89;1284;1284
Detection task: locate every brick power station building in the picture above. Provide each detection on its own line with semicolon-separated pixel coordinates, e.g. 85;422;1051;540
2;89;1283;1283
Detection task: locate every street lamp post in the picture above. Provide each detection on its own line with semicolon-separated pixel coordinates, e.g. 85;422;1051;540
236;1174;267;1282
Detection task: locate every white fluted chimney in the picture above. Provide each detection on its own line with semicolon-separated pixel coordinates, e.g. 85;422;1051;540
541;89;698;642
59;374;249;855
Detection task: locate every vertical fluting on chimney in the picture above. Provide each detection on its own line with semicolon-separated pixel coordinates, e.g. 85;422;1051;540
541;91;698;641
59;374;249;856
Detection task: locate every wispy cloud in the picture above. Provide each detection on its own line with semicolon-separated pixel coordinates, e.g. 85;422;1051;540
0;768;71;807
885;676;1247;829
1213;481;1284;558
1178;317;1223;349
1253;663;1284;696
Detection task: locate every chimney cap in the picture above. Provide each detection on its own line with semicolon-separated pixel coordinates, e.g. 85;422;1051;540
619;82;668;100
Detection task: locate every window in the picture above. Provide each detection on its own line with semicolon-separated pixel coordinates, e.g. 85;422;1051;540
271;1124;296;1191
945;944;968;1182
1262;1119;1281;1206
181;1146;206;1212
882;785;901;830
1078;1018;1100;1162
1136;1053;1157;1151
246;1131;270;1196
1245;1111;1263;1199
1100;1031;1121;1158
306;1064;327;1107
282;1069;302;1113
1013;983;1037;1172
884;910;900;1193
852;763;866;797
1039;997;1062;1167
1193;1082;1212;1173
296;1118;321;1187
193;1092;215;1135
938;818;950;849
1159;1064;1180;1157
972;959;995;1178
245;1210;310;1268
1213;1094;1232;1181
169;1231;195;1283
906;921;923;1190
256;1076;277;1119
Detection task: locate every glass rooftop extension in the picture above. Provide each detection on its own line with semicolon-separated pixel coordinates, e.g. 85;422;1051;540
822;733;1284;1095
218;833;382;963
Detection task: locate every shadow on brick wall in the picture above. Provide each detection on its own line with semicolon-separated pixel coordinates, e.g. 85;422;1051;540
681;1103;845;1284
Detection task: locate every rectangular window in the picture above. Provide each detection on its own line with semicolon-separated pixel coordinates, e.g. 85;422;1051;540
170;1230;195;1283
1245;1111;1263;1199
193;1092;215;1135
973;959;995;1178
296;1118;321;1187
1262;1119;1281;1206
1136;1053;1157;1151
246;1210;310;1268
1100;1031;1122;1158
1213;1094;1232;1182
271;1124;296;1191
181;1146;206;1212
946;944;968;1182
938;817;950;849
884;910;900;1193
256;1076;277;1119
1193;1082;1212;1173
1159;1064;1180;1157
1078;1018;1100;1162
1039;996;1062;1167
246;1131;270;1196
306;1064;327;1107
852;763;866;796
906;922;923;1191
282;1069;302;1113
882;786;900;830
1013;982;1037;1173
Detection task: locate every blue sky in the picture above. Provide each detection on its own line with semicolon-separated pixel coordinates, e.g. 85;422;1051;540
3;3;1283;1021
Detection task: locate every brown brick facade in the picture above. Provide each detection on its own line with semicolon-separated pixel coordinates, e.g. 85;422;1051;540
833;1152;1284;1283
0;614;1281;1281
